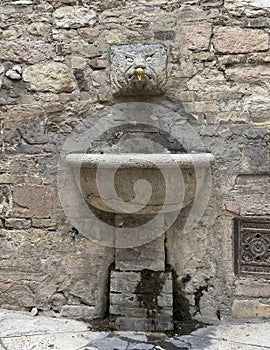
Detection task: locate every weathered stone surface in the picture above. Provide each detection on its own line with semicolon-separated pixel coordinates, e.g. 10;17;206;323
180;23;212;51
0;229;113;316
53;6;96;28
235;279;270;297
0;41;53;64
31;218;57;229
23;62;76;92
115;236;165;271
232;300;270;318
1;107;46;146
110;271;173;331
89;58;107;70
5;218;31;229
27;22;51;37
70;56;87;69
13;185;56;218
213;27;269;54
60;305;95;320
177;5;219;22
225;0;270;16
225;65;270;82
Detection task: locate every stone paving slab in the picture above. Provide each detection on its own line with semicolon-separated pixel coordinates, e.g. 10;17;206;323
1;309;270;350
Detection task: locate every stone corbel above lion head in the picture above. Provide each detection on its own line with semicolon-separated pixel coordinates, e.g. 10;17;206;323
110;44;168;96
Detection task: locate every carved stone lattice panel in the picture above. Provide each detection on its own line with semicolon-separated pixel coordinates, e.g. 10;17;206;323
110;44;167;96
234;217;270;277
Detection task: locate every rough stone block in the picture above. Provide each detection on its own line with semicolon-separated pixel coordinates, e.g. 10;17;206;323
235;280;270;298
114;316;173;331
110;279;139;294
157;293;173;307
111;270;141;282
184;101;219;113
213;27;269;53
31;218;57;229
232;300;270;318
5;218;31;229
225;0;270;16
110;293;138;307
177;5;219;22
1;107;46;146
53;6;96;29
23;62;76;92
180;23;212;51
110;305;148;318
110;271;173;331
0;41;53;64
225;65;270;83
60;305;95;320
13;185;56;218
115;235;165;271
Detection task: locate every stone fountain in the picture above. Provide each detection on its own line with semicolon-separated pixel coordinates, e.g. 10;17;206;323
64;44;215;331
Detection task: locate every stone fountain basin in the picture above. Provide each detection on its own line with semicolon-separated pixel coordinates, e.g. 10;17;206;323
66;153;214;215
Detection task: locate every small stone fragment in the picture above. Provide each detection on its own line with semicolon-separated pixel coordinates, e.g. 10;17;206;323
6;65;22;80
224;201;240;214
89;58;107;70
30;307;38;316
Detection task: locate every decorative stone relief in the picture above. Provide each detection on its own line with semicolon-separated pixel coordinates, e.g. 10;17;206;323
110;44;167;96
234;217;270;276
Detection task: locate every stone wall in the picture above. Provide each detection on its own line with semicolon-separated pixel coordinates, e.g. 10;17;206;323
0;0;269;322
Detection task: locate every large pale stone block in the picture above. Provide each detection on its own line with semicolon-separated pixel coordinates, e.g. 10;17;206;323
23;62;76;92
13;185;56;218
232;300;270;318
0;41;53;64
180;23;212;51
53;6;96;29
235;280;270;298
225;65;270;82
213;27;269;53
